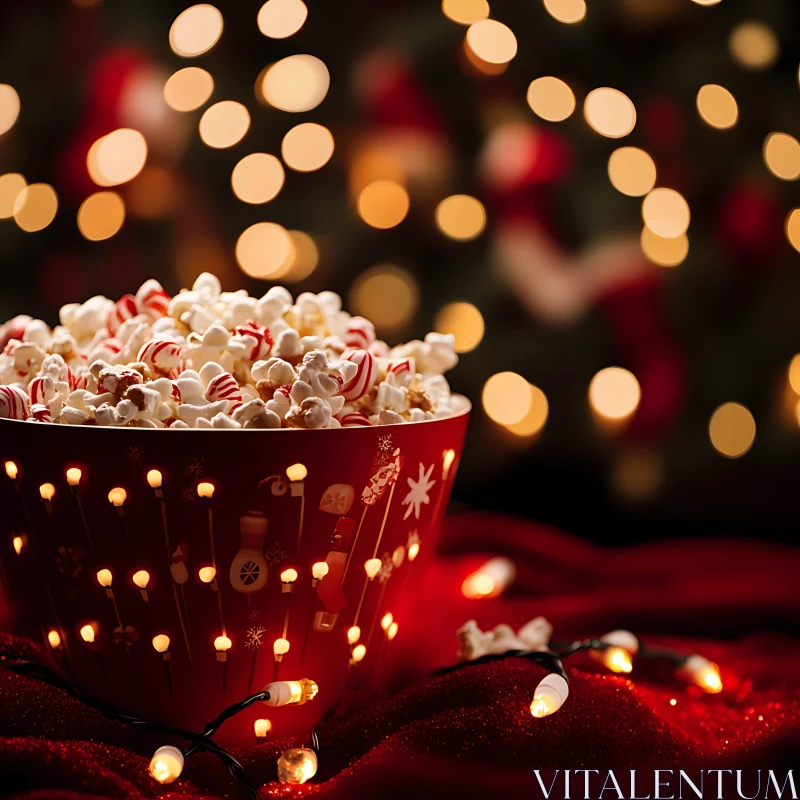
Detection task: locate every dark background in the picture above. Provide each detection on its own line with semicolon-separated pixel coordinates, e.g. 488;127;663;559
2;0;800;545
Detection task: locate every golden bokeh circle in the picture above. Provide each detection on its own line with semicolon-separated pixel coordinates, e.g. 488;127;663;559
350;265;419;332
77;191;126;241
434;302;485;353
709;402;756;458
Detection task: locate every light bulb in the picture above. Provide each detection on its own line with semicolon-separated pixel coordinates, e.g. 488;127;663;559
96;568;113;588
4;461;18;480
380;612;394;631
277;746;317;785
214;635;232;652
47;629;61;649
350;643;366;663
442;448;456;477
285;463;307;482
152;634;170;653
198;566;217;583
347;625;361;645
80;624;95;643
40;483;55;501
603;646;633;674
197;481;215;498
262;678;318;706
678;655;723;694
461;557;515;599
387;621;399;640
132;570;150;589
66;467;82;486
407;542;420;562
273;637;290;656
281;568;298;583
147;469;163;489
392;546;405;567
364;558;381;579
107;487;126;507
311;561;329;581
12;535;24;555
254;718;271;737
149;745;184;784
530;673;569;718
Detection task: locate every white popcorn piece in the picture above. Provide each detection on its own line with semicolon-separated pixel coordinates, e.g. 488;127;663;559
286;396;331;429
273;329;303;360
178;399;229;427
95;399;137;427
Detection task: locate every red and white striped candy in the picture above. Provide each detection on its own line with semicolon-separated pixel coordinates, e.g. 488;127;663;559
29;403;53;423
107;294;138;335
88;337;122;364
388;358;415;380
137;339;182;372
68;366;88;391
344;316;376;350
136;279;170;319
206;371;243;408
338;411;372;427
28;376;49;406
340;349;378;401
235;320;273;361
0;385;30;420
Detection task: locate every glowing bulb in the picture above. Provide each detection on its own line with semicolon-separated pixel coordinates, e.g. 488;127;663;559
0;174;26;220
199;101;250;149
607;147;656;197
260;55;330;113
526;76;576;123
107;487;126;507
197;482;215;498
0;84;20;136
149;745;184;784
349;264;419;332
434;303;484;353
169;4;223;58
152;634;170;653
214;635;232;652
198;566;217;583
764;132;800;182
407;542;420;562
461;557;516;599
66;467;82;486
80;624;95;644
357;180;409;229
40;483;55;501
679;655;723;694
254;718;272;737
442;0;489;25
347;626;361;645
163;67;214;112
285;463;307;482
281;568;298;584
530;673;569;718
589;367;641;421
260;677;318;706
543;0;586;24
147;470;162;489
257;0;308;38
132;570;150;589
642;188;691;238
96;569;113;588
434;195;486;242
277;746;318;785
603;647;633;674
463;573;495;598
47;629;62;649
311;562;329;581
387;622;399;640
12;536;24;555
231;152;284;204
696;84;738;130
465;19;518;65
13;183;58;232
77;191;125;242
583;88;636;138
364;558;381;579
273;637;290;656
4;461;18;480
380;612;394;631
236;222;294;279
351;643;367;663
709;402;756;458
482;371;532;425
281;122;334;172
89;129;147;187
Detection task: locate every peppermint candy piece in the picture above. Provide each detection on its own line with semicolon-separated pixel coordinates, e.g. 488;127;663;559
387;357;415;380
107;294;138;335
68;367;88;391
206;371;243;408
344;316;376;350
340;349;378;402
138;339;182;373
338;411;372;427
29;403;53;423
136;279;170;319
28;375;51;406
235;320;273;361
0;385;30;420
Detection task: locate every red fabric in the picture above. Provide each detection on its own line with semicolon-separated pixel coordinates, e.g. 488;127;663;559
2;513;798;799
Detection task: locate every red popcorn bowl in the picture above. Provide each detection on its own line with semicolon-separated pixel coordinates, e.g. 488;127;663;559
0;410;468;744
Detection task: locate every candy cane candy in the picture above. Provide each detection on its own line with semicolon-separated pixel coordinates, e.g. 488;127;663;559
107;295;139;335
136;279;170;319
29;403;53;423
138;339;182;373
235;320;273;361
206;371;243;409
340;349;378;401
344;316;376;350
0;385;30;420
338;411;372;427
68;367;88;391
388;358;415;380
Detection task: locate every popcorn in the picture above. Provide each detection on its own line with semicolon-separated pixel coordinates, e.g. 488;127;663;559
0;274;463;428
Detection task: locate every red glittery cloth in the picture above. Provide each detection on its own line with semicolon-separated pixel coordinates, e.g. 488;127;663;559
1;512;799;799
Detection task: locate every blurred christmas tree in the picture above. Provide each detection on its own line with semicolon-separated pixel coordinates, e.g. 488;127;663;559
1;0;800;542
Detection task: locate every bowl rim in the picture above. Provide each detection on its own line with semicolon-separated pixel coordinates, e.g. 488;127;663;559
0;396;471;433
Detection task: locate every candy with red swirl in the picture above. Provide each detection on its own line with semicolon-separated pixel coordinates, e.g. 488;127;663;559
29;403;53;423
206;371;243;408
344;316;376;350
107;295;139;335
340;349;378;402
0;385;30;420
235;320;273;361
338;411;372;427
135;279;170;319
137;339;182;374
